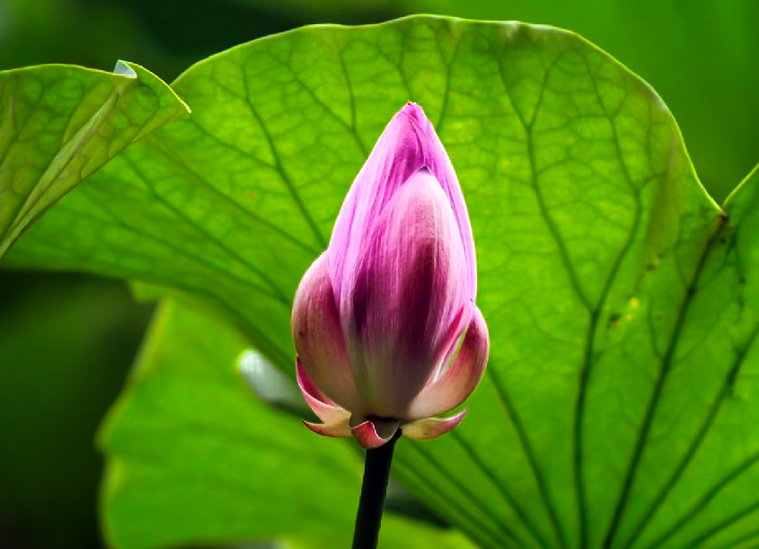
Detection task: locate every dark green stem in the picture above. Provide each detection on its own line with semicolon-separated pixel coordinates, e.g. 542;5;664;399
351;431;401;549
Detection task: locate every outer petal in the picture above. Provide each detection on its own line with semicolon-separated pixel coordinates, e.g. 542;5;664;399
342;169;468;418
350;416;400;450
296;358;351;425
329;103;476;305
406;306;489;421
402;409;468;441
303;418;351;438
292;252;361;413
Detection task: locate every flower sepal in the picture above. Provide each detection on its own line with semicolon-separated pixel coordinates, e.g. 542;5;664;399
297;359;476;449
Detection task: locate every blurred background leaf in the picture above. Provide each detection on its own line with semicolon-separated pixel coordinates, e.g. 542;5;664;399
0;272;153;549
1;1;758;549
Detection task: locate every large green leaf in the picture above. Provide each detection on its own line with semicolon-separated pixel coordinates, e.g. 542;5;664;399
99;298;475;549
6;15;759;549
0;61;188;257
409;0;759;202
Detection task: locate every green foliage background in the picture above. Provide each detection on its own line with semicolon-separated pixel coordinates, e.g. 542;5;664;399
0;2;758;549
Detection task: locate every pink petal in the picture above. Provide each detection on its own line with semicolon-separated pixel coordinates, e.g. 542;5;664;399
303;418;351;438
407;306;489;420
402;409;468;440
329;103;476;306
428;302;470;383
292;252;361;413
296;358;351;424
340;169;469;418
350;416;400;449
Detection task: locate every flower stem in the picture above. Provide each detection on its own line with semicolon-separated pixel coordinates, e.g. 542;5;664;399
351;431;401;549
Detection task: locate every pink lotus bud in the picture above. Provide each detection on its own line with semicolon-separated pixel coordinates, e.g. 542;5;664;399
292;103;488;449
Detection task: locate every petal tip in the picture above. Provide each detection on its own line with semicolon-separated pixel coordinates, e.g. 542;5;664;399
399;102;430;126
302;419;351;438
402;409;468;441
351;417;400;450
401;101;422;114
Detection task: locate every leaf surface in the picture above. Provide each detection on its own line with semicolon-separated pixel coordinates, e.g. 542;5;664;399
0;61;188;257
7;16;759;549
410;0;759;202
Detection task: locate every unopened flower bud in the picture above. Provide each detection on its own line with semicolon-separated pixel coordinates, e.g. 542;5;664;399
292;103;489;449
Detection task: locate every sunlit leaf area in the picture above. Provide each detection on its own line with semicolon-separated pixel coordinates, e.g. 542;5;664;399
1;1;758;549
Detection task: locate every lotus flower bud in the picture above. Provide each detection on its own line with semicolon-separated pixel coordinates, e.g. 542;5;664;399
292;103;488;449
